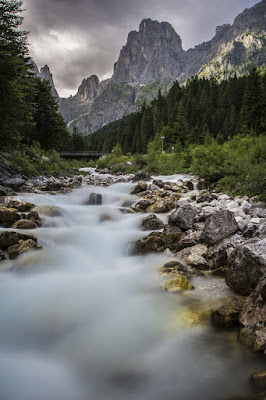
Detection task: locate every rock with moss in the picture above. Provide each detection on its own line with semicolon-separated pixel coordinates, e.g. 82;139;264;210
12;219;38;229
7;239;42;260
0;231;37;249
0;206;20;226
133;198;155;212
132;231;183;255
163;274;194;292
130;181;148;194
146;199;168;213
3;196;34;212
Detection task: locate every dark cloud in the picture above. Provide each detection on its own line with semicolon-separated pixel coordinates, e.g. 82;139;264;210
22;0;259;97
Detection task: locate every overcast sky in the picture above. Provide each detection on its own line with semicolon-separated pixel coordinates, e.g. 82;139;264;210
22;0;259;97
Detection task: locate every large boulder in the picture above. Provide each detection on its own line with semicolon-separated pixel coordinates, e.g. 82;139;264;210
201;210;239;245
238;277;266;353
226;238;266;296
169;203;197;231
141;214;164;230
3;196;34;212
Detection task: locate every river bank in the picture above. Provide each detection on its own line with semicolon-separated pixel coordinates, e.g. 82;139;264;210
0;169;265;400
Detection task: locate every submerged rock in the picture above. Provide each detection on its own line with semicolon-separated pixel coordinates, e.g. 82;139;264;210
211;297;243;328
86;193;102;205
0;230;37;249
159;260;188;276
34;205;63;217
251;370;266;391
7;239;42;260
163;275;194;292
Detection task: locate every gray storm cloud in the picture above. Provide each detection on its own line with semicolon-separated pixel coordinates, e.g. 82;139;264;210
22;0;258;97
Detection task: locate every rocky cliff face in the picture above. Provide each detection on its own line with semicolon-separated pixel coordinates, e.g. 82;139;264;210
59;0;266;135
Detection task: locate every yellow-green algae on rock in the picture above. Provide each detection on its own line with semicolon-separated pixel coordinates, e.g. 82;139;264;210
163;274;194;293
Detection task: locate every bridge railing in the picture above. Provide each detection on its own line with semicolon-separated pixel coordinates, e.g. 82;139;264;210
60;151;108;158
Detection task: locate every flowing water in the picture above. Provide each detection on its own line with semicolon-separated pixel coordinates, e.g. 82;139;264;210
0;174;264;400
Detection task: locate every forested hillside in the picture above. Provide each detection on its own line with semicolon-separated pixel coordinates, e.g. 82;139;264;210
86;68;266;153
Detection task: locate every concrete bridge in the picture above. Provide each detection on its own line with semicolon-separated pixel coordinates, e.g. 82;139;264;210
60;151;108;160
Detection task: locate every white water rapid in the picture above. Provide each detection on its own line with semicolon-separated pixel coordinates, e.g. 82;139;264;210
0;174;264;400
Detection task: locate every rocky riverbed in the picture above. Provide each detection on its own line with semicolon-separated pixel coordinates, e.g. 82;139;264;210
0;169;265;400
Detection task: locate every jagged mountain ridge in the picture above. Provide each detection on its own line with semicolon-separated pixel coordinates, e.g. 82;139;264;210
30;61;60;102
59;0;266;135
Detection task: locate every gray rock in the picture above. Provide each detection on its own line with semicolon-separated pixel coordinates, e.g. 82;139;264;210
141;214;164;230
238;277;266;353
201;210;239;245
4;177;25;190
226;238;266;296
169;203;197;230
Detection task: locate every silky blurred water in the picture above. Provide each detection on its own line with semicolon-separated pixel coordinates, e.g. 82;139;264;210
0;176;264;400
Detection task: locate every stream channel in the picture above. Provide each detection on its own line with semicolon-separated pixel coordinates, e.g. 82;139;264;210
0;172;264;400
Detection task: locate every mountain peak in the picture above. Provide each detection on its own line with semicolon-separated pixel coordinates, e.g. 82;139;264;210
112;18;184;85
75;75;101;102
40;65;60;101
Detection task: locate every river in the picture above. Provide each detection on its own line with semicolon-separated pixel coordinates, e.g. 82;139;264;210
0;173;264;400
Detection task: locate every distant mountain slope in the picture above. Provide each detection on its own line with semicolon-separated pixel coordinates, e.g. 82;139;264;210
58;0;266;135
